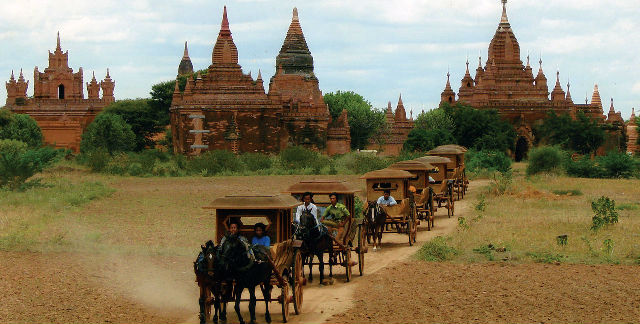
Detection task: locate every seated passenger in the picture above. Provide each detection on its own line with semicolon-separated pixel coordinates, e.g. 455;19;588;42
220;220;254;260
251;222;271;247
320;192;349;238
294;192;319;226
377;189;397;206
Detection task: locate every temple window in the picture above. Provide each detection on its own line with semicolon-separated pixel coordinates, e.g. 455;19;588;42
58;84;65;99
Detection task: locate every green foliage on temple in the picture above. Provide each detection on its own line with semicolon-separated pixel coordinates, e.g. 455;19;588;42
103;99;164;151
0;109;43;148
536;111;605;155
323;90;386;150
80;113;136;155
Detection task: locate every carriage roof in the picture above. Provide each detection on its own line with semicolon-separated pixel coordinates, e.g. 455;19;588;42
203;195;302;210
360;168;414;179
414;156;453;164
427;145;467;155
388;160;435;171
283;180;360;194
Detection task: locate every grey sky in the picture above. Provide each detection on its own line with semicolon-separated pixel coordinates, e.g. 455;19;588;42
1;0;639;119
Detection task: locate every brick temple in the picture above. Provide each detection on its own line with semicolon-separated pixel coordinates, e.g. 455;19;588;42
367;95;414;155
170;7;350;155
5;33;114;152
441;0;624;160
627;108;638;155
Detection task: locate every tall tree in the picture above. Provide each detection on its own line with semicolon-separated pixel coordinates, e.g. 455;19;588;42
536;111;605;154
80;113;136;154
103;99;163;151
324;91;386;150
0;108;43;148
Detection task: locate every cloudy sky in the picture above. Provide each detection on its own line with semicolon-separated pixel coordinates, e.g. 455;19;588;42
1;0;639;119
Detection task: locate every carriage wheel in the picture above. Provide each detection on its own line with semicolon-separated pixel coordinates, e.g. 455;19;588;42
345;250;352;282
292;250;303;315
357;226;365;276
281;276;290;323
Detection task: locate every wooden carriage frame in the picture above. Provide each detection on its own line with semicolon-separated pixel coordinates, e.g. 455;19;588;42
361;169;418;245
427;144;468;200
414;156;456;218
388;160;438;230
202;195;306;323
283;180;366;281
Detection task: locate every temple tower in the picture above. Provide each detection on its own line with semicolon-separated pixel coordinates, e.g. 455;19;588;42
178;41;194;75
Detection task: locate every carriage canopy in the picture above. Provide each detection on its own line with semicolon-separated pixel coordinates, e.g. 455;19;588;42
360;168;413;203
283;180;360;218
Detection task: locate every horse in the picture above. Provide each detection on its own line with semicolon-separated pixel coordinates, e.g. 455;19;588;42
194;240;231;324
364;201;386;251
295;209;334;284
218;234;273;324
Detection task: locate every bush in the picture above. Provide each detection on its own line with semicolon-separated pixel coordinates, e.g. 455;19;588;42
344;153;389;174
598;152;636;178
415;236;458;261
279;146;319;169
0;139;60;190
80;149;111;172
187;150;243;176
466;150;512;173
102;99;163;151
0;110;43;147
591;196;619;231
80;113;136;154
403;128;455;152
526;146;566;176
565;156;605;178
240;153;273;171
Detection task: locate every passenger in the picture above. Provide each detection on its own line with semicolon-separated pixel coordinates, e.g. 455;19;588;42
220;220;254;260
251;222;271;247
294;192;319;226
321;192;350;240
377;189;397;206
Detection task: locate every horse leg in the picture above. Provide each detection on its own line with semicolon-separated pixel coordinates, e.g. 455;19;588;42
234;286;245;324
307;254;314;283
376;225;383;250
248;286;257;324
328;250;333;278
318;251;325;284
199;286;207;324
261;283;272;323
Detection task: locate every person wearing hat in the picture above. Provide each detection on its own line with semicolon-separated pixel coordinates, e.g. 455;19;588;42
294;191;319;225
251;222;270;247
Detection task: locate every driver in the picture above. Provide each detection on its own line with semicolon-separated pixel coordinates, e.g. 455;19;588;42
294;191;319;225
220;219;254;261
377;189;397;206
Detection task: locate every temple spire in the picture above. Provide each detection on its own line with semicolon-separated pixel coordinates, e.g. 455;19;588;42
183;41;190;59
501;0;509;24
9;70;15;81
293;7;299;21
257;69;262;81
221;6;230;35
609;98;615;113
566;81;573;102
465;58;470;74
56;31;61;52
478;56;482;68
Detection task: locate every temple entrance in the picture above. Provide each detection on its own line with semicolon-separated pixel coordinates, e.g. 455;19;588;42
515;136;528;162
58;84;65;99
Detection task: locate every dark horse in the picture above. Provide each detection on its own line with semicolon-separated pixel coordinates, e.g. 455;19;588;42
218;234;273;324
194;240;231;324
295;209;334;284
364;201;386;251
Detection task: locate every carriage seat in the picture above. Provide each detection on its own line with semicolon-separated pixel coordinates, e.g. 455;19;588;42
380;199;409;221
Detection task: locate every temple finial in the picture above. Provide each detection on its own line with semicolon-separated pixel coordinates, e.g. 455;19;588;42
183;41;190;59
56;31;61;51
257;69;262;81
293;7;299;21
501;0;509;24
478;56;482;68
221;6;230;32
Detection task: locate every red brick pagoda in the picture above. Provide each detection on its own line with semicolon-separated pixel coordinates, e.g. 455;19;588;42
170;7;350;155
5;33;114;152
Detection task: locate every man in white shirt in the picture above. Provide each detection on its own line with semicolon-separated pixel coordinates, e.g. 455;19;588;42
377;189;397;206
294;192;319;225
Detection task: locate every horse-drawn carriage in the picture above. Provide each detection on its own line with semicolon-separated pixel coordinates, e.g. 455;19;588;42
284;181;366;282
198;195;305;323
388;160;438;230
414;155;455;217
427;144;468;200
361;168;418;247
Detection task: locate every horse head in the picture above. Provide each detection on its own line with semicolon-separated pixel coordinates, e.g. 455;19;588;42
218;234;252;273
296;208;319;241
195;240;218;276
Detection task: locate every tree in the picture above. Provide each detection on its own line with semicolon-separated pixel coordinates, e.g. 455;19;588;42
0;109;43;148
446;103;516;152
103;99;162;151
403;128;455;152
149;69;208;126
536;111;605;154
0;139;60;190
323;91;386;149
414;108;454;131
80;113;136;154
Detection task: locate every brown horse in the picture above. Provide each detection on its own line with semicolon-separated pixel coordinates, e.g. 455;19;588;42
194;240;231;324
364;201;386;251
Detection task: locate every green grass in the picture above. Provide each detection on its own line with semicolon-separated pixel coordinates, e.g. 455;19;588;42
416;172;640;265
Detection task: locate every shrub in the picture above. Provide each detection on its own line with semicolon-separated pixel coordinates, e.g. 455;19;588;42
415;236;458;262
591;196;619;231
187;150;243;176
279;146;319;169
486;170;513;196
80;113;136;154
239;153;272;171
344;153;389;174
0;139;60;190
565;156;605;178
104;153;130;175
80;149;111;172
598;151;636;178
0;110;43;147
102;99;163;151
403;128;455;152
466;150;512;173
526;146;566;176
